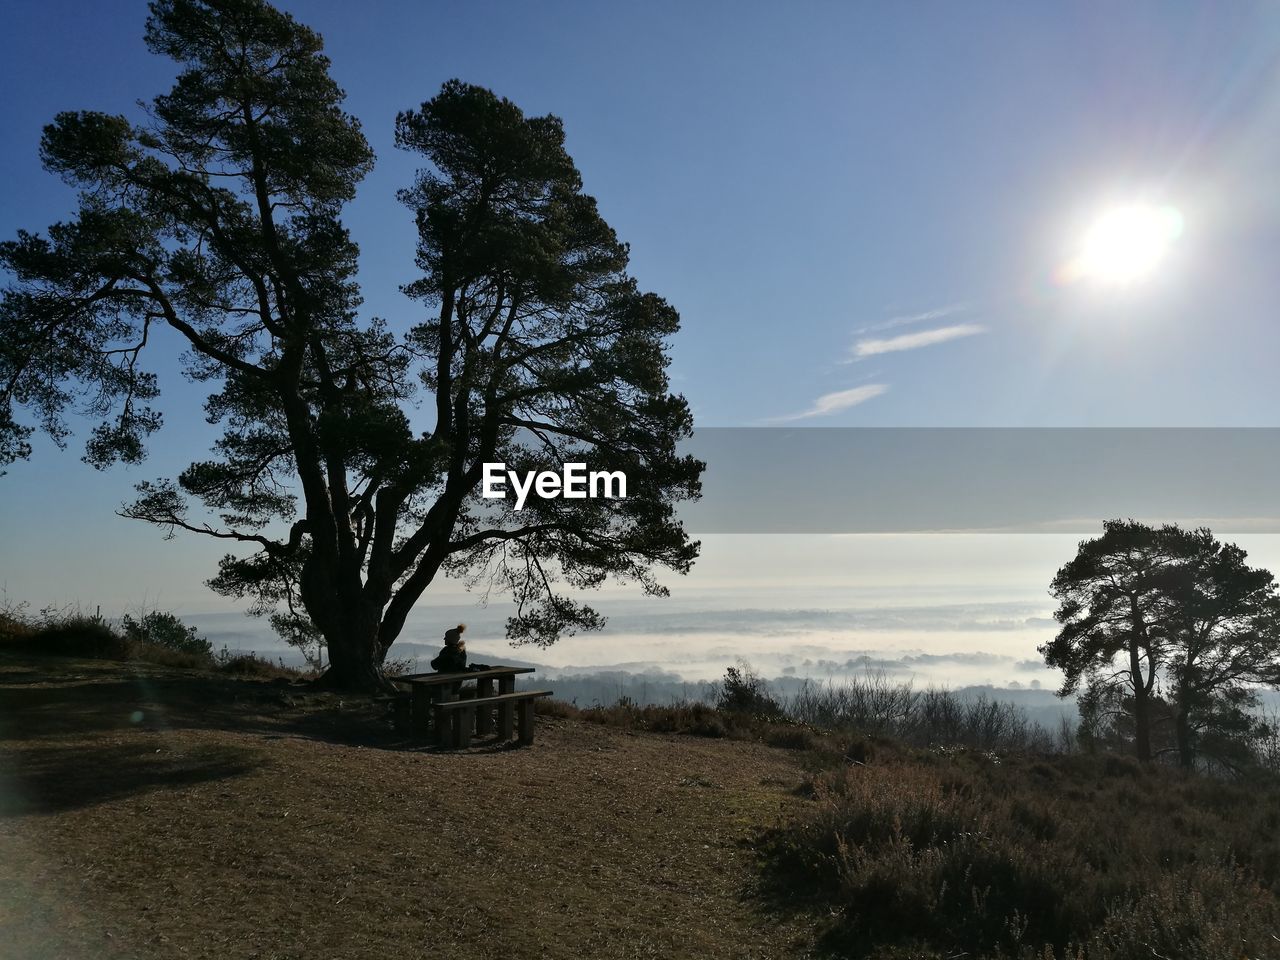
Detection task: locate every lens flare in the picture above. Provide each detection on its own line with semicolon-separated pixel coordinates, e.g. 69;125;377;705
1058;204;1184;286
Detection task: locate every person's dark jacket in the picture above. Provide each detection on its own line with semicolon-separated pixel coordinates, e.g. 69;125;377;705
430;644;467;673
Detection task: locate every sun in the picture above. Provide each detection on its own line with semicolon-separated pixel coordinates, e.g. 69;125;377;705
1060;203;1184;286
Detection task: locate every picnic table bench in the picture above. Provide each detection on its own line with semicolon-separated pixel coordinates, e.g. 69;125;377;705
389;666;552;748
434;689;553;748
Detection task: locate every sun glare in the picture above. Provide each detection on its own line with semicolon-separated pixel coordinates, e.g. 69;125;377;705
1060;203;1184;287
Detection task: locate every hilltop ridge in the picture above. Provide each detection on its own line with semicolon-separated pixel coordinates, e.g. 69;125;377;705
0;651;819;960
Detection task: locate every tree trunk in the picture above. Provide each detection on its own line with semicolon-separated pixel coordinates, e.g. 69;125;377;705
1175;701;1195;769
1129;637;1152;763
302;565;392;692
319;624;391;692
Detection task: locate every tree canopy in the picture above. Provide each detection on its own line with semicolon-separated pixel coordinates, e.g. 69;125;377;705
1156;532;1280;766
1043;519;1280;766
0;0;703;690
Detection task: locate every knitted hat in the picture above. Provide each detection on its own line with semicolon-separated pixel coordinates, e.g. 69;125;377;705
444;623;466;646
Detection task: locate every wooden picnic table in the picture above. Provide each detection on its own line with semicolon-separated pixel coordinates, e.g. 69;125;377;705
392;666;536;738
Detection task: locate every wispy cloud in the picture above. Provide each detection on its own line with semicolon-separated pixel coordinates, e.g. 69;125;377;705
766;384;888;423
855;302;969;335
853;323;987;358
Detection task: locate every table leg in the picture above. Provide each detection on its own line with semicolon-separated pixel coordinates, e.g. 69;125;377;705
518;699;536;745
498;702;515;740
412;686;431;736
456;706;475;748
475;678;495;734
432;686;458;746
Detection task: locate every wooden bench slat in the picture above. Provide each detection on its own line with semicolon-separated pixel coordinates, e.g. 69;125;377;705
433;690;553;710
394;666;537;685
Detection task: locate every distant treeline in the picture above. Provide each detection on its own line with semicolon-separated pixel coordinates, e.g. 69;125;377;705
526;667;1075;733
533;662;1280;772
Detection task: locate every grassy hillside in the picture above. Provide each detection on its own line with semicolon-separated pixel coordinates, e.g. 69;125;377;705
3;641;1279;959
0;650;819;960
762;747;1280;958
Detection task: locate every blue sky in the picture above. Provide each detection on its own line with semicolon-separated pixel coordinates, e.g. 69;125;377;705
3;1;1280;680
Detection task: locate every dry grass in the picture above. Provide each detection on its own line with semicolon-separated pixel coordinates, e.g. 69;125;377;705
760;748;1280;958
0;651;819;960
0;611;310;680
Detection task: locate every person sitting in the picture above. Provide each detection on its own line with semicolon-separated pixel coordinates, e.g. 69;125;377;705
430;624;468;672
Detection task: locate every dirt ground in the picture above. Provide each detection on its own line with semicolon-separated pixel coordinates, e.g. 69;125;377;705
0;653;821;959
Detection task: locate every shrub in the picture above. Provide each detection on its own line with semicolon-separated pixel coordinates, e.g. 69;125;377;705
216;651;304;680
787;677;1057;754
534;698;580;719
130;644;214;669
579;699;731;737
763;724;819;751
2;603;217;667
717;662;783;718
121;610;212;658
0;613;34;643
1083;865;1280;960
2;602;315;682
0;593;34;643
760;751;1280;958
844;735;877;765
32;615;134;659
381;656;414;678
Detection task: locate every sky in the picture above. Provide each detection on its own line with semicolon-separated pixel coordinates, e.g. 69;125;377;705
3;1;1280;685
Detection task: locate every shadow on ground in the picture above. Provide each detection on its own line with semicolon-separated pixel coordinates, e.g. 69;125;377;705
0;652;400;743
0;739;261;816
0;652;525;759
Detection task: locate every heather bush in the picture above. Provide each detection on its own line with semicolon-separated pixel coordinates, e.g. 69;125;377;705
30;614;135;659
0;593;34;643
787;677;1058;754
1083;865;1279;960
578;698;732;738
214;650;304;680
761;750;1280;958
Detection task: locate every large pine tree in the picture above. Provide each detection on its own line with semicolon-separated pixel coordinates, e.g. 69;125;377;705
0;0;702;690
